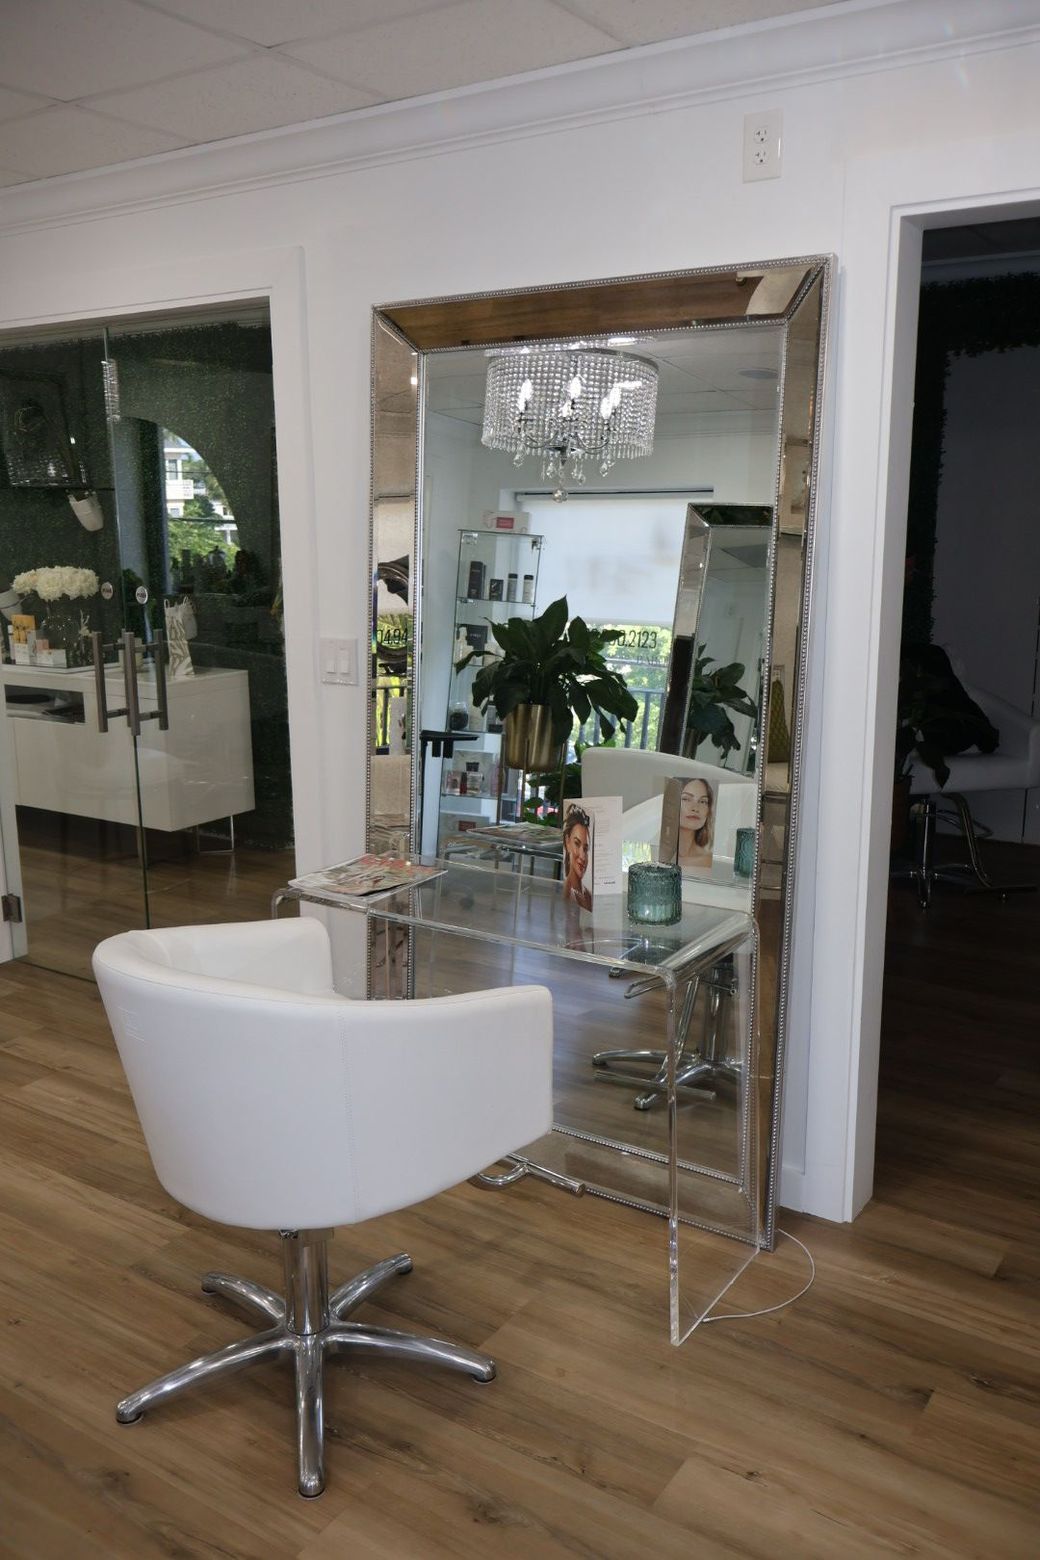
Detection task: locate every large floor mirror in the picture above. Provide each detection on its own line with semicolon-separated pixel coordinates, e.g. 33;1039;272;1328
369;259;830;1256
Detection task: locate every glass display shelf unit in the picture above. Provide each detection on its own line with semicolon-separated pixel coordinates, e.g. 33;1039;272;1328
440;529;543;850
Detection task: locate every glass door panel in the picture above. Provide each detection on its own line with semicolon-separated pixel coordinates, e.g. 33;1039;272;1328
0;326;146;978
103;308;294;931
0;304;295;981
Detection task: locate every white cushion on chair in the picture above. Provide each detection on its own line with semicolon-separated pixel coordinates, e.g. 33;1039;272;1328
908;682;1040;797
93;919;553;1232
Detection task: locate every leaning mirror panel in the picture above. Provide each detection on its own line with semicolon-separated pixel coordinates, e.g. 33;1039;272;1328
368;261;830;1266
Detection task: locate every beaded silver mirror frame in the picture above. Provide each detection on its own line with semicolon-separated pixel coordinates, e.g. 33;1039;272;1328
368;256;832;1248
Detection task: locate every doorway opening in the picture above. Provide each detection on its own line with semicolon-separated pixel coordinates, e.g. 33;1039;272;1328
0;305;295;981
877;215;1040;1247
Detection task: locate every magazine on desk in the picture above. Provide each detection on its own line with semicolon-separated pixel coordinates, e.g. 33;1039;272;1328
290;853;444;899
472;822;562;849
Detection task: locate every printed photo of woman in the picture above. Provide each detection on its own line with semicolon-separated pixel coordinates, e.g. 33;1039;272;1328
675;777;714;872
561;803;594;911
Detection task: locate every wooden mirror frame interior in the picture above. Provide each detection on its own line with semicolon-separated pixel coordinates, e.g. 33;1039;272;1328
369;256;832;1247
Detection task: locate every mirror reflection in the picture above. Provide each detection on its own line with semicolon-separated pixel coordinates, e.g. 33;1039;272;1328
418;325;784;913
370;259;829;1263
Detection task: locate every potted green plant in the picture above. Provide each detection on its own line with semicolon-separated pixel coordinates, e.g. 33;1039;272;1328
685;651;758;761
455;596;638;770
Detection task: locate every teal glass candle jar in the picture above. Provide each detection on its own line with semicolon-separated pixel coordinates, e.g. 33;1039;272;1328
627;861;682;925
734;826;756;880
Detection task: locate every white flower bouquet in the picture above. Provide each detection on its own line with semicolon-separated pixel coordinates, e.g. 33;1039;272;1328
13;565;100;602
10;565;100;667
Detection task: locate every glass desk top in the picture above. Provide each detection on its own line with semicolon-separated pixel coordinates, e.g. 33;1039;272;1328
283;853;754;987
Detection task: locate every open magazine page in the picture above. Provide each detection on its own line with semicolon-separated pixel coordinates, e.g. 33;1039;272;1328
291;853;443;898
470;822;562;848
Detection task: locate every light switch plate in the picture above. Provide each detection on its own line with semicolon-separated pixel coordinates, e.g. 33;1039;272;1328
320;637;358;685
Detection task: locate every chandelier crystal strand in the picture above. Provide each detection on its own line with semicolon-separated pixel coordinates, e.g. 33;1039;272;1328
482;345;658;500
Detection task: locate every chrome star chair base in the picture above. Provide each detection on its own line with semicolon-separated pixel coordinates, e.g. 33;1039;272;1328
904;792;1036;910
593;961;740;1111
116;1229;495;1499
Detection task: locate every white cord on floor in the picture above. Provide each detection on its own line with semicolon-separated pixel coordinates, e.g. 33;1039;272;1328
701;1229;816;1325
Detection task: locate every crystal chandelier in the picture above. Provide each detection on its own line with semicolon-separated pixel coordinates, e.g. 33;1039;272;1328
481;342;658;501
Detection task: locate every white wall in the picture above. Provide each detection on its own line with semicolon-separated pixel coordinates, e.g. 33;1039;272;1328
3;0;1040;1221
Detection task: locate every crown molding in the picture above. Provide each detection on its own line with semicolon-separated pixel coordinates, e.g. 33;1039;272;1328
2;0;1039;236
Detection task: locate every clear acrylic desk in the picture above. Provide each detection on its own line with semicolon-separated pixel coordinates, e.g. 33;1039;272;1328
275;857;760;1343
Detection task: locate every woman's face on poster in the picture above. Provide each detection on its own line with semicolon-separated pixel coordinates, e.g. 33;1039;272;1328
680;780;711;832
568;821;590;879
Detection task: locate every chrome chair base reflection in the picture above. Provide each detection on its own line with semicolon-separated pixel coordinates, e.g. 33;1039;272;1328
115;1230;494;1499
907;792;1036;909
592;962;740;1111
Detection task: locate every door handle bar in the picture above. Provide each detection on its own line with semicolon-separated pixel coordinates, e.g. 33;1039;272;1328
132;631;170;734
122;632;141;737
91;630;128;733
92;630;171;736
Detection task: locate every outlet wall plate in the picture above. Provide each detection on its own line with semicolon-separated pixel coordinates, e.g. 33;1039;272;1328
743;108;782;182
320;637;358;685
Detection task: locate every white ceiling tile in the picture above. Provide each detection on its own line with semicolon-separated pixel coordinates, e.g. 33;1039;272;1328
90;54;377;141
0;0;253;101
0;84;54;123
148;0;453;48
284;0;620;100
0;105;187;179
560;0;838;48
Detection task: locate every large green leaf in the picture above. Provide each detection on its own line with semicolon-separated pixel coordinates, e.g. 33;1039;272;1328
535;596;569;649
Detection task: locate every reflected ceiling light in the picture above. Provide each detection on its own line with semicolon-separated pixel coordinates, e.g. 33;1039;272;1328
481;341;658;501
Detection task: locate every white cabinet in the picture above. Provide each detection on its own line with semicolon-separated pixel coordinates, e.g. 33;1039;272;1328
1;663;254;831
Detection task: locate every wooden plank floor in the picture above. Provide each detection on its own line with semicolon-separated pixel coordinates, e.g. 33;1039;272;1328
0;860;1038;1556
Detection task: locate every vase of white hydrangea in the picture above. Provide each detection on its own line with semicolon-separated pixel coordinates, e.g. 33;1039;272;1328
11;565;100;667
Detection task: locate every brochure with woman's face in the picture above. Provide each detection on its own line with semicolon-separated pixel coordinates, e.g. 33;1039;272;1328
561;796;623;909
659;770;759;878
659;774;716;875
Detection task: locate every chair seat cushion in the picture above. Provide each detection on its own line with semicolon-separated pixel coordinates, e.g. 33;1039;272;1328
909;750;1034;795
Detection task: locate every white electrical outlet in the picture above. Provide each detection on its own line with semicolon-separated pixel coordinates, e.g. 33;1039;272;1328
742;108;782;182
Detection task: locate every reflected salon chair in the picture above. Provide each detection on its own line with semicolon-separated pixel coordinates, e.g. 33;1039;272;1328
907;683;1040;908
580;743;733;811
92;918;552;1498
587;792;743;1111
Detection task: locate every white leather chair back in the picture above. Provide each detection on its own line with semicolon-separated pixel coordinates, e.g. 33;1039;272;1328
93;918;552;1233
581;745;734;811
908;682;1040;797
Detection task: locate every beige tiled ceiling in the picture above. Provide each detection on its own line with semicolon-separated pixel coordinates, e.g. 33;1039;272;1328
562;0;824;48
90;54;378;141
0;0;250;101
0;104;186;180
284;0;619;100
153;0;456;48
0;84;50;120
0;0;847;187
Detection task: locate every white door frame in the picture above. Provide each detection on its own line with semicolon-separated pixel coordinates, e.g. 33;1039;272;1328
801;130;1040;1224
0;245;323;962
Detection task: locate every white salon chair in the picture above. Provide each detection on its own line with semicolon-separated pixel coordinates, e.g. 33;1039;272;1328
580;744;733;811
92;918;552;1499
908;683;1040;906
